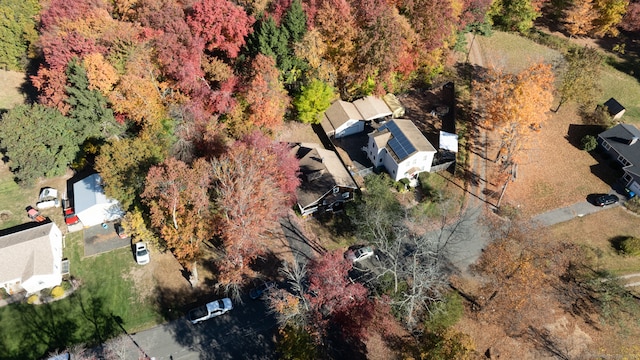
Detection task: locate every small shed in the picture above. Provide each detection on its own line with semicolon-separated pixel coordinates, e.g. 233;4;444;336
383;93;405;118
73;174;123;227
603;98;626;120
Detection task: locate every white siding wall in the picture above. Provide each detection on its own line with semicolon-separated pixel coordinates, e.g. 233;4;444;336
383;154;401;181
23;225;63;294
335;120;364;138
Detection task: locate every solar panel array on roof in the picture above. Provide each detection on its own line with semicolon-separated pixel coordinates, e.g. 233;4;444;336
383;121;416;160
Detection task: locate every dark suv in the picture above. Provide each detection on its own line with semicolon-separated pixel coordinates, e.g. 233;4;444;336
595;194;619;206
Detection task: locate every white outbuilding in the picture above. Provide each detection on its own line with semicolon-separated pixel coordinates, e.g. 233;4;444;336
73;174;123;227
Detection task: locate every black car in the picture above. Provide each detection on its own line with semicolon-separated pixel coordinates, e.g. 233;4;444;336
249;281;275;300
595;194;619;206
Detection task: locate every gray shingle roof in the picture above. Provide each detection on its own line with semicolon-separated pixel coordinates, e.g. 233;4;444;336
294;143;357;208
0;222;58;286
604;98;625;116
599;124;640;176
323;100;363;130
352;96;392;120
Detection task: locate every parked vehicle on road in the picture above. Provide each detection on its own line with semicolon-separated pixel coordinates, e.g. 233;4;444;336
134;242;150;265
595;194;619;206
188;298;233;324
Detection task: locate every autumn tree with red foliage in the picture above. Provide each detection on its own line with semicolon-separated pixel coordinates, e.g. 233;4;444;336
32;31;107;113
398;0;456;52
142;157;213;268
187;0;255;58
305;251;373;340
211;132;299;295
32;0;115;113
351;3;405;92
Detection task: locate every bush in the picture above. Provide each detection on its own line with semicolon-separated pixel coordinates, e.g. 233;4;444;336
51;286;65;298
424;292;465;332
624;196;640;213
523;29;571;52
27;294;39;304
581;135;598;152
620;237;640;256
395;178;410;192
61;280;72;291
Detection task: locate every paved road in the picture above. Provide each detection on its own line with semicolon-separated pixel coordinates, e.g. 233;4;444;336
444;33;492;274
279;214;325;264
118;296;277;360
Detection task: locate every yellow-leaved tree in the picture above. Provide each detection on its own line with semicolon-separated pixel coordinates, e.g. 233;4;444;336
473;63;555;173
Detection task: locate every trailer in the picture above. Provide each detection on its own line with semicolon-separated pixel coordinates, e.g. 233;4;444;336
26;206;46;222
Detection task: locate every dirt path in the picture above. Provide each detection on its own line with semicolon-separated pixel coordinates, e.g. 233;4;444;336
465;32;489;207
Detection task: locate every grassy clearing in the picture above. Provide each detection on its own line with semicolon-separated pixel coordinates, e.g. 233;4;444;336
0;171;32;229
0;231;160;358
476;31;564;72
599;67;640;122
550;207;640;275
478;31;640;124
0;70;26;111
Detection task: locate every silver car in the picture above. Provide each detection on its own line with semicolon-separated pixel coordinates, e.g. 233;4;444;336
189;298;233;324
346;246;375;263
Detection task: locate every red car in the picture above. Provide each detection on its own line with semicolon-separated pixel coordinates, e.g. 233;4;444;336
64;207;80;225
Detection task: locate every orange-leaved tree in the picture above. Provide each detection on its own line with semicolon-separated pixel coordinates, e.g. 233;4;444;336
473;63;554;172
142;157;213;269
242;54;290;133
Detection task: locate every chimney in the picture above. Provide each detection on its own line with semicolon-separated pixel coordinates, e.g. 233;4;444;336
630;137;639;145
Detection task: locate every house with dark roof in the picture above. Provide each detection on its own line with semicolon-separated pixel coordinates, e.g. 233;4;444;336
598;124;640;194
603;98;626;120
294;143;359;217
366;119;437;181
0;221;63;294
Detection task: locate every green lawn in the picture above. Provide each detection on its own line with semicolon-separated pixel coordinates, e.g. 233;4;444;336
476;31;564;73
0;172;32;229
599;67;640;122
0;232;161;359
476;31;640;124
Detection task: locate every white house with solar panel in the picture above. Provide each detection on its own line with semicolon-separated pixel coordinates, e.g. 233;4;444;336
367;119;437;181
